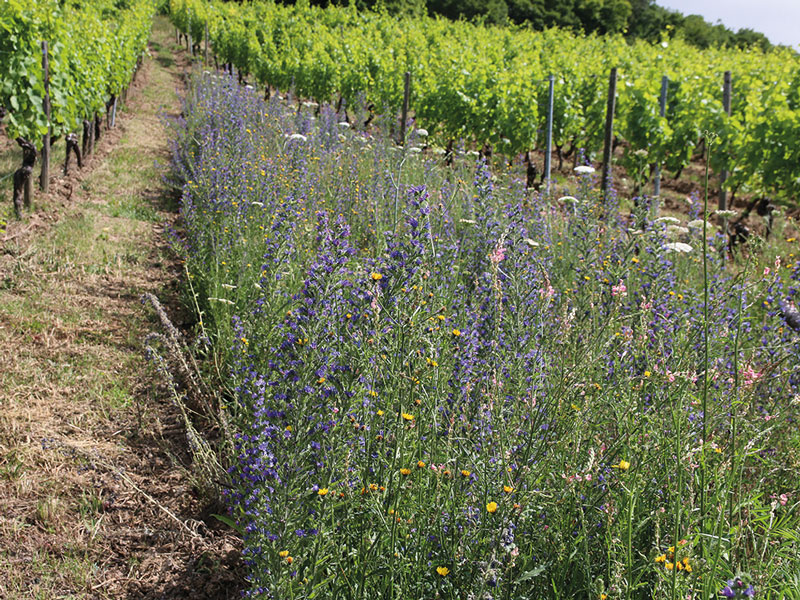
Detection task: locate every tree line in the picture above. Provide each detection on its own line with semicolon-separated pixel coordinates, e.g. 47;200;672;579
271;0;777;51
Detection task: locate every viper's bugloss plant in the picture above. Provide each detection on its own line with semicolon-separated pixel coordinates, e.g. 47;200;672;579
167;73;800;600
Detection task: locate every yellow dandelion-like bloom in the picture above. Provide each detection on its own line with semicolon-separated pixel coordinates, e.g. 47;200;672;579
452;329;461;337
279;550;289;558
377;409;384;416
665;562;674;570
654;554;666;563
317;488;329;496
486;501;498;513
417;460;426;468
286;556;293;564
503;485;514;494
400;468;411;476
436;566;450;576
612;460;631;470
371;272;383;281
401;412;414;421
461;469;471;477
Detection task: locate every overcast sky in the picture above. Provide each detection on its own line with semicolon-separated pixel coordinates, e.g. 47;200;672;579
658;0;800;49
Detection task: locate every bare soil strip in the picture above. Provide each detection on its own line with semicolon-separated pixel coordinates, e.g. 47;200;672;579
0;17;242;599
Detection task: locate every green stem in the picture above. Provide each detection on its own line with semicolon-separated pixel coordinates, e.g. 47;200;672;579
700;135;712;554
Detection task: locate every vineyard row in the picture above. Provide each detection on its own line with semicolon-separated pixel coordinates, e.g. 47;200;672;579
169;0;800;203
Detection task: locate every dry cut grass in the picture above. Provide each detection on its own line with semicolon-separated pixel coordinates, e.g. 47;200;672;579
0;16;242;599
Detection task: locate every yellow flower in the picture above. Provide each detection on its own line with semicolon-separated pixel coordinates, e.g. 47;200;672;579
665;562;674;570
461;469;471;477
371;272;383;281
317;488;329;496
417;460;426;468
612;460;631;471
486;501;498;513
400;468;411;476
436;566;450;576
377;409;384;416
401;412;414;421
644;370;651;377
600;595;608;600
279;550;289;558
654;554;666;563
286;556;293;564
452;329;461;337
503;485;514;494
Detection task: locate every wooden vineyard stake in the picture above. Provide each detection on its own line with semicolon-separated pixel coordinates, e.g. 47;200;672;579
719;70;732;211
653;75;668;202
399;71;411;147
601;67;618;197
40;41;50;193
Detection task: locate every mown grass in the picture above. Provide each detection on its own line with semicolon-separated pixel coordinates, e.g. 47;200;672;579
0;15;243;600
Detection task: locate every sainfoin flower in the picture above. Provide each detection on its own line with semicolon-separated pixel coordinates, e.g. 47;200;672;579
489;243;506;265
741;364;763;387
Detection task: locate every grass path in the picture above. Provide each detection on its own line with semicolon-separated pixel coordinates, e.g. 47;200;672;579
0;17;241;599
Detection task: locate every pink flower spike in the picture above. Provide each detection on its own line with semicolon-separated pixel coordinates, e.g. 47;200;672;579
489;244;506;265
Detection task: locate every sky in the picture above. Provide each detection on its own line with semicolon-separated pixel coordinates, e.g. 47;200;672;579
658;0;800;49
